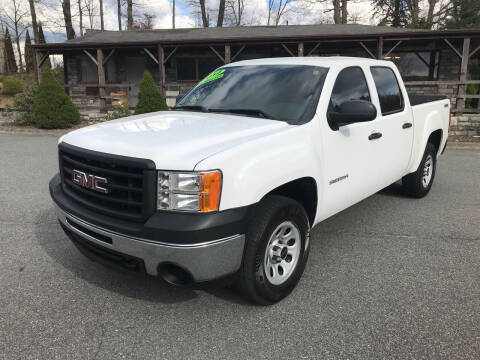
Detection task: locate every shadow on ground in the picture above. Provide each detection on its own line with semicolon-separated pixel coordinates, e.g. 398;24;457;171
35;207;251;306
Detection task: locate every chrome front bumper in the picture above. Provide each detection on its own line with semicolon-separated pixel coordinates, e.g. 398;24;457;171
55;204;246;282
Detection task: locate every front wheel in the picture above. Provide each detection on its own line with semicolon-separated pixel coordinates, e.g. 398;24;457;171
237;195;310;305
402;142;437;198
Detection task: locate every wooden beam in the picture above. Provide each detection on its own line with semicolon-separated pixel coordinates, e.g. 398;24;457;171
97;49;106;111
103;49;115;65
39;51;50;66
281;43;295;57
443;39;462;59
231;45;246;61
451;108;480;113
83;50;97;65
469;44;480;58
457;37;471;112
209;46;225;63
144;47;159;64
359;42;375;59
405;80;480;86
163;47;178;65
34;50;42;84
383;40;403;58
298;42;304;57
456;94;480;99
307;42;321;56
225;45;231;63
377;36;383;59
158;45;165;92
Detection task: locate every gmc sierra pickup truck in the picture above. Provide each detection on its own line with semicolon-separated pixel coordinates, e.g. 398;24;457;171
49;57;449;304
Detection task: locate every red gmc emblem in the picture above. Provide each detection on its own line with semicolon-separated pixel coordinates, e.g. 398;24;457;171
72;169;109;194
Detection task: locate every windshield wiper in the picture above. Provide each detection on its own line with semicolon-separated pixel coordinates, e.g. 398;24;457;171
173;105;209;112
208;108;274;120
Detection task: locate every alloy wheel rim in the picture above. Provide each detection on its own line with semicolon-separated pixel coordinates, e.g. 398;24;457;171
422;155;433;188
264;221;301;285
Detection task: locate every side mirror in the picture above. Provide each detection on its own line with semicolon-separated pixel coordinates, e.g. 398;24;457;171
176;93;186;104
327;100;377;130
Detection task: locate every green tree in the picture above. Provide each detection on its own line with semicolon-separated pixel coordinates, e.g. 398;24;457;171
4;29;18;74
372;0;409;27
33;68;81;129
24;30;34;72
445;0;480;29
134;71;169;115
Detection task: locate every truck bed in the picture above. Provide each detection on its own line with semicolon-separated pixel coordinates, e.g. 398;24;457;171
408;93;448;106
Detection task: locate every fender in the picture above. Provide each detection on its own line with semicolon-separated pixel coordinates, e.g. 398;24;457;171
194;121;323;213
407;100;449;174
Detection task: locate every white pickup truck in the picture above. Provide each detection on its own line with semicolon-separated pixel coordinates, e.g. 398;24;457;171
49;57;449;304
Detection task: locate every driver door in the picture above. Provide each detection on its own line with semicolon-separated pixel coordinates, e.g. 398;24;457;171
319;66;384;218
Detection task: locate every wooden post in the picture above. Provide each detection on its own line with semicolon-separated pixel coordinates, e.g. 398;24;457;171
457;37;471;113
34;50;42;84
63;54;69;95
298;42;304;57
97;49;106;111
158;44;165;93
225;45;231;64
377;37;383;59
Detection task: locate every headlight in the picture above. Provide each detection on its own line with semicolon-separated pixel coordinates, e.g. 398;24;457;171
157;170;222;212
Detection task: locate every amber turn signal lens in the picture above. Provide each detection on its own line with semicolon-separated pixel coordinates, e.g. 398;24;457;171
199;171;221;212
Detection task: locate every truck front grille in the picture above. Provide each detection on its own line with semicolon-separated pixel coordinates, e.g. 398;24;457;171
59;143;156;222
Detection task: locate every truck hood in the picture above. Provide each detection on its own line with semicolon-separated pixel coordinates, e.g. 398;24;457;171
60;111;289;169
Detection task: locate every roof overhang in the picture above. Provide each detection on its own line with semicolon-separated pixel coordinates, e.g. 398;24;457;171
32;28;480;53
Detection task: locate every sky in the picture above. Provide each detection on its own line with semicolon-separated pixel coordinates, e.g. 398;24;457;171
11;0;377;44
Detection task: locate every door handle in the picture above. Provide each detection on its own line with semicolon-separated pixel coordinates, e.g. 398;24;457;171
368;132;382;140
402;122;413;129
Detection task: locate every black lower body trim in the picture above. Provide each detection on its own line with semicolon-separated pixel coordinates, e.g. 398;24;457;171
60;222;146;274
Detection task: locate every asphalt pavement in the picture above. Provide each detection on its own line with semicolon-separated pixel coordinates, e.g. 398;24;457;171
0;133;479;360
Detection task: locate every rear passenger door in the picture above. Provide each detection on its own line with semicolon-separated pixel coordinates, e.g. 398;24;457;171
369;66;414;184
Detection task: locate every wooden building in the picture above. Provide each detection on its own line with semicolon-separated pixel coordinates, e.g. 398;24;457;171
32;24;480;116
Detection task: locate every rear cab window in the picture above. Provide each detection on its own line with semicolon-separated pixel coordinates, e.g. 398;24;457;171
370;67;404;115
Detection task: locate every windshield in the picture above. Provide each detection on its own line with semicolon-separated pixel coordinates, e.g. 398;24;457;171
175;65;328;124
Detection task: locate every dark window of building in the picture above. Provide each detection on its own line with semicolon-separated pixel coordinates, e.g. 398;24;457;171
385;51;439;81
78;54;98;83
370;66;404;115
198;58;223;79
177;58;196;80
328;66;371;113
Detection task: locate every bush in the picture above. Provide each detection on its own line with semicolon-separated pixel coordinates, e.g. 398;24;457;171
13;85;40;125
33;69;81;129
134;71;168;115
2;77;24;95
105;104;131;120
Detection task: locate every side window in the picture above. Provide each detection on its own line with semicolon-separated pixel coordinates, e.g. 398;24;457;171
328;67;371;113
370;67;404;115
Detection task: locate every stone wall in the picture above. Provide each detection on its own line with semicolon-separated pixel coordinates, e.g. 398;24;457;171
450;115;480;137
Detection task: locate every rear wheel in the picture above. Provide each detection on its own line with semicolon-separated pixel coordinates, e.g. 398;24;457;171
402;143;437;198
237;195;310;305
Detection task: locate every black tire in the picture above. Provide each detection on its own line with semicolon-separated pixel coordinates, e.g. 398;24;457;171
237;195;310;305
402;142;437;198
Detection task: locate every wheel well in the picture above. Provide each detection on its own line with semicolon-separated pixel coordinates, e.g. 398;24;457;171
428;129;443;153
266;177;317;226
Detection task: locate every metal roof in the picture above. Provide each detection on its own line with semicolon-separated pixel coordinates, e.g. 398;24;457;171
33;24;480;50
